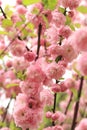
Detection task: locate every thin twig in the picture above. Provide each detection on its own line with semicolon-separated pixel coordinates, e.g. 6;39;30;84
52;93;57;126
0;6;7;19
64;92;73;115
63;8;67;16
2;98;12;122
52;80;59;126
71;76;84;130
35;23;42;60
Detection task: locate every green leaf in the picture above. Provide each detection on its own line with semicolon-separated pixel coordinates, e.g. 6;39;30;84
42;15;49;28
15;21;24;28
65;16;71;25
22;0;41;6
32;8;40;14
74;23;81;28
0;50;7;59
0;109;3;115
2;19;13;28
69;23;75;31
19;14;26;21
21;29;29;39
42;0;57;10
15;70;26;80
0;31;8;35
77;6;87;14
27;23;34;31
4;5;13;18
6;83;19;88
58;7;65;14
10;120;22;130
0;121;6;127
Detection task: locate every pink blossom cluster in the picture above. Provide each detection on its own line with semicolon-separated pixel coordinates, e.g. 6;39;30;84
0;0;87;130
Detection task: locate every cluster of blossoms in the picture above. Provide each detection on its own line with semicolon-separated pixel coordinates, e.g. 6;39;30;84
0;0;87;130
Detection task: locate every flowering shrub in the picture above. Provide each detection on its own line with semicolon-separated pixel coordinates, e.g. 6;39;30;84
0;0;87;130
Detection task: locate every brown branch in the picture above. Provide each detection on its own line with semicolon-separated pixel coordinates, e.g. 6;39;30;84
35;23;42;60
52;93;57;126
71;76;84;130
64;92;73;115
52;80;59;126
2;98;12;122
0;6;7;19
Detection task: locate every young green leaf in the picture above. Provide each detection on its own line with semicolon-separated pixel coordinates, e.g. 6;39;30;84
77;6;87;14
2;19;13;28
22;0;41;6
42;0;57;10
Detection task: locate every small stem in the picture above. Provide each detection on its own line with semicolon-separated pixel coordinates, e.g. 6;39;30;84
53;93;57;113
52;80;59;126
2;98;12;122
71;76;84;130
35;23;42;60
52;93;57;126
63;8;67;16
26;46;30;51
0;6;7;19
64;92;73;115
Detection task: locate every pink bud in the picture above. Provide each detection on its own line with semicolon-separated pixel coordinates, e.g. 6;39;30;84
46;111;52;118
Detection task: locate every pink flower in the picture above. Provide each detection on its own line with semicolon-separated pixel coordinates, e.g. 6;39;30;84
13;93;44;130
70;28;87;52
60;78;75;90
61;40;78;62
46;62;65;80
59;26;72;38
4;79;21;98
20;80;42;96
46;111;53;118
42;10;52;23
75;118;87;130
10;42;26;57
14;93;28;108
51;112;59;121
59;0;81;9
51;84;61;93
45;24;60;44
4;70;16;80
47;44;63;58
43;125;64;130
31;15;46;34
24;51;36;62
40;88;54;106
77;52;87;76
16;0;22;4
12;57;29;71
52;10;66;27
16;5;27;14
11;12;21;23
26;63;46;83
5;60;13;68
